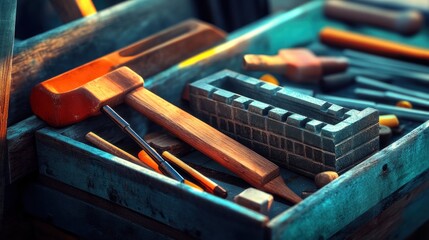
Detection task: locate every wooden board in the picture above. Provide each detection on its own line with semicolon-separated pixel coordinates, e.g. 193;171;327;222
344;169;429;239
9;0;195;126
24;180;188;239
0;0;17;227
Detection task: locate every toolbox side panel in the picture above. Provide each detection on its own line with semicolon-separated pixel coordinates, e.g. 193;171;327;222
268;122;429;239
35;128;268;240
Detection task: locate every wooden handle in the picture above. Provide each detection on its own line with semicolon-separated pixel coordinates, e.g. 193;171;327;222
161;151;227;198
125;87;279;188
320;27;429;63
137;150;203;191
85;132;150;169
324;0;423;35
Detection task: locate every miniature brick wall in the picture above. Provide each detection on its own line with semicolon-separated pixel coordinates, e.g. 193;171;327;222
189;70;379;177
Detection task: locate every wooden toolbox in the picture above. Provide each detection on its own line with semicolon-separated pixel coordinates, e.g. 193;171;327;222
6;1;429;239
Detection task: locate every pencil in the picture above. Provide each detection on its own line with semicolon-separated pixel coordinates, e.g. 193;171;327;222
161;151;228;198
85;131;202;191
85;132;149;168
137;150;203;191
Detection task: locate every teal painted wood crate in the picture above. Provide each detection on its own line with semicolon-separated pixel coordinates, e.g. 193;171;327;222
10;1;429;239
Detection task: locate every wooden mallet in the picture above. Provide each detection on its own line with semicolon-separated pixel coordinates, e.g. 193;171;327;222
30;67;302;204
243;48;348;83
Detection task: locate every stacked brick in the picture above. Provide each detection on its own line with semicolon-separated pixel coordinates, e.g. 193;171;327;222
189;70;379;177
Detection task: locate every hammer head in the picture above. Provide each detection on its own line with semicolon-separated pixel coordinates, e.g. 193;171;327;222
30;67;143;127
277;48;322;82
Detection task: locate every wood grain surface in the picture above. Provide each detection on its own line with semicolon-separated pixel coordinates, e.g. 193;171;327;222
0;0;17;228
126;87;279;188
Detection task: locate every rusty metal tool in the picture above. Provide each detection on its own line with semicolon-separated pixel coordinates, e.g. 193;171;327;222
31;67;302;204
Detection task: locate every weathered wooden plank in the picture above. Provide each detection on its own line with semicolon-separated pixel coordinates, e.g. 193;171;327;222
0;0;17;228
331;167;429;239
24;180;187;240
348;170;429;239
268;121;429;239
49;0;97;23
35;128;269;240
9;0;195;126
6;116;46;183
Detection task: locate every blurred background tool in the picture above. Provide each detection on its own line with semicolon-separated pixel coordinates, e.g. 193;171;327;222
344;50;429;74
243;48;348;82
0;0;16;229
324;0;423;35
320;27;429;64
346;0;429;19
316;94;429;122
356;76;429;101
354;88;429;109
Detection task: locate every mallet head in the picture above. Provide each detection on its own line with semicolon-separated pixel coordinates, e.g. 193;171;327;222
30;67;143;127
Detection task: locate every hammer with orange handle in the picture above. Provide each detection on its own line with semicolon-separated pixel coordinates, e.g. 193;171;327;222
30;67;302;204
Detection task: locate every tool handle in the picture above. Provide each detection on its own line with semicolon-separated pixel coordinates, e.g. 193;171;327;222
137;150;203;191
125;87;280;188
161;151;227;198
102;105;184;183
320;28;429;63
85;132;150;168
324;0;423;35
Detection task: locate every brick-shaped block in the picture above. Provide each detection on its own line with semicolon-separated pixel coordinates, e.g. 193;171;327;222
189;70;379;176
234;188;274;215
